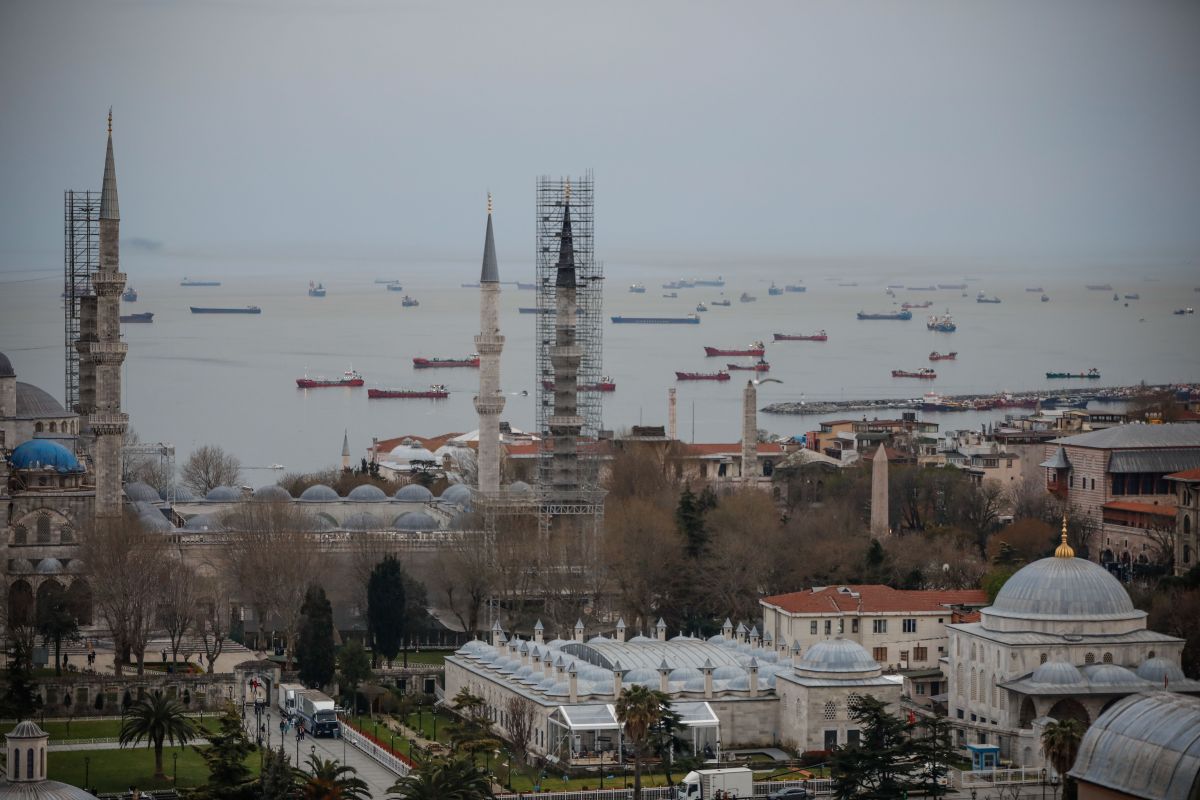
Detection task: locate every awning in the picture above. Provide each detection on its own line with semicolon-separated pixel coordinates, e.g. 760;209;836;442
673;701;719;727
1103;501;1176;518
553;704;618;731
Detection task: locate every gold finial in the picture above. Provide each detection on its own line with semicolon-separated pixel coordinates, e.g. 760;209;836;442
107;107;113;134
1054;514;1075;558
564;177;572;203
487;191;493;216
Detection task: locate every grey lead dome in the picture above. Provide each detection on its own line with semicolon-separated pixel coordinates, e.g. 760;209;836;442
798;638;879;674
988;556;1137;621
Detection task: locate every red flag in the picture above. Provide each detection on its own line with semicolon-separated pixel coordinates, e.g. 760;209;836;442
907;710;917;725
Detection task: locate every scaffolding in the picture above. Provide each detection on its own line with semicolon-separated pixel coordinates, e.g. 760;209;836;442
63;190;100;413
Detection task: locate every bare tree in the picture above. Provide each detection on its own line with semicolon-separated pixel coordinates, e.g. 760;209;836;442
157;558;199;664
193;568;233;674
432;525;494;637
81;513;167;675
505;695;536;764
181;445;242;495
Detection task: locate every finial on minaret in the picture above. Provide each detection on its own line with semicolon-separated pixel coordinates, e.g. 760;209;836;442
107;107;113;134
1054;514;1075;558
487;191;493;216
564;176;571;204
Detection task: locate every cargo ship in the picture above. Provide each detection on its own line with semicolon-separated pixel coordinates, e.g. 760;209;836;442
296;367;364;388
694;277;725;287
901;300;933;309
663;292;678;299
768;283;783;296
368;384;448;399
857;310;912;320
1124;293;1140;300
1175;307;1195;315
308;281;326;297
705;341;765;357
927;313;956;332
461;282;481;288
1046;368;1101;379
921;391;961;412
1026;287;1044;292
727;360;770;372
611;315;700;324
976;292;1001;304
119;312;153;323
375;278;400;284
121;286;138;301
892;368;937;379
740;292;757;303
519;307;549;315
1086;284;1114;291
929;351;957;361
696;303;707;312
190;306;260;314
675;370;730;381
906;285;937;291
515;282;536;290
784;284;807;292
181;277;221;286
402;296;419;307
629;283;646;293
774;331;827;341
543;377;616;392
711;299;731;307
413;355;480;368
937;283;967;290
386;282;404;291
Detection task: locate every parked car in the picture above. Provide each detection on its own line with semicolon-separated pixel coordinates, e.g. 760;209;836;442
768;788;811;800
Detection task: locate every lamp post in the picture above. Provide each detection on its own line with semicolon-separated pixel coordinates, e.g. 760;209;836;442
600;748;604;789
1051;773;1061;800
1041;767;1048;800
84;756;90;790
266;712;272;748
173;751;179;785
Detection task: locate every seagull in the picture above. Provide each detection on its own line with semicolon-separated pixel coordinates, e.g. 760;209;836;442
752;378;783;386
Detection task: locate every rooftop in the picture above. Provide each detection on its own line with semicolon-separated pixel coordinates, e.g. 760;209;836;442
1167;467;1200;483
1103;501;1177;518
761;585;988;615
1051;423;1200;450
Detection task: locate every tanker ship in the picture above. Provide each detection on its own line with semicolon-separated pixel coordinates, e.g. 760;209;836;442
368;384;449;399
704;341;765;357
413;355;480;368
296;367;364;388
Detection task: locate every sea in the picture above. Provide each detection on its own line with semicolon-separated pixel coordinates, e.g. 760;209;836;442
1;251;1197;480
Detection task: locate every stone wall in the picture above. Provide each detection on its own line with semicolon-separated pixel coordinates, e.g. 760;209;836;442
33;673;242;717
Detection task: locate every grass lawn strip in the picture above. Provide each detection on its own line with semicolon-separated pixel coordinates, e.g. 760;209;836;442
49;745;259;793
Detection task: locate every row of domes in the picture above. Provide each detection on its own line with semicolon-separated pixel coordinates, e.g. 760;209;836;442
1029;657;1186;688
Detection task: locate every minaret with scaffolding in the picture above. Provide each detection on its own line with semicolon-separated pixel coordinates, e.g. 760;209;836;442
474;194;505;495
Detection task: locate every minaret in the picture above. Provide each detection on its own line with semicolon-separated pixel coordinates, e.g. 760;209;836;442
549;182;583;494
742;380;757;479
88;110;129;519
870;442;889;537
341;430;351;471
473;193;505;495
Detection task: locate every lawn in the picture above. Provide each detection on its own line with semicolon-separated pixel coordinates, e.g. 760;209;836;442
49;745;260;793
392;650;448;667
40;716;221;742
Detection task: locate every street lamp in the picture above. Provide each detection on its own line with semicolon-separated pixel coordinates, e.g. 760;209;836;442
173;752;179;785
1041;767;1048;800
84;756;90;790
599;748;604;789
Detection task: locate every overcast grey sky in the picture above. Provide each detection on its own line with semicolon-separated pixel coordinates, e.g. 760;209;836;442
2;0;1199;269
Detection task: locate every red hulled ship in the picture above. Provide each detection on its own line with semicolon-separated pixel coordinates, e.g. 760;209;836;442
892;368;937;379
368;384;449;399
296;368;364;388
774;331;827;341
727;361;770;372
901;301;933;309
676;370;731;381
929;351;958;361
413;355;480;369
703;340;765;357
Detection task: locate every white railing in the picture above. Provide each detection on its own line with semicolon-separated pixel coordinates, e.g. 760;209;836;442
958;767;1045;788
338;720;411;777
494;778;832;800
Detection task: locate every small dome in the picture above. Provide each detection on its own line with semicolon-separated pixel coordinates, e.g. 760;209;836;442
68;558;87;573
161;484;196;501
205;486;240;501
798;638;879;674
184;513;224;532
11;440;82;473
440;483;473;506
36;558;64;575
392;511;437;531
124;481;161;502
508;481;533;494
7;720;46;738
0;352;14;378
1082;664;1150;687
989;555;1137;621
683;676;707;692
627;635;654;644
299;484;339;502
670;666;704;682
707;634;726;644
395;484;434;502
347;484;388;502
1030;660;1086;686
9;558;33;573
307;514;336;531
1136;657;1186;684
388;444;437;462
138;511;172;532
343;512;383;530
623;668;657;685
252;485;292;501
712;664;745;680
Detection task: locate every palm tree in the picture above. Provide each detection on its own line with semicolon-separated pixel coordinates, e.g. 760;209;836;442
615;684;669;800
118;692;199;779
298;753;370;800
388;754;494;800
1041;718;1085;781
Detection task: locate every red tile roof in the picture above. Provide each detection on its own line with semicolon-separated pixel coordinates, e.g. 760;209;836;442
762;584;988;615
1166;467;1200;482
682;442;789;457
1102;501;1177;517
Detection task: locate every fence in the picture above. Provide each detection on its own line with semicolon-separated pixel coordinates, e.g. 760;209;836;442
338;719;412;777
493;778;833;800
958;767;1045;788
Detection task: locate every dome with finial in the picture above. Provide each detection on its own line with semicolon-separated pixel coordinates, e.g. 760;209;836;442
2;719;98;798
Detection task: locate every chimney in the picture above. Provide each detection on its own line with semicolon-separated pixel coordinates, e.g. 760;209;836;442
615;618;626;642
749;625;760;649
531;646;542;671
668;387;678;440
749;657;759;697
792;640;803;668
722;618;734;639
544;652;555;679
555;656;565;679
574;619;585;643
519;641;529;666
763;631;773;650
491;621;504;647
533;619;544;645
568;663;578;703
613;659;624;697
658;659;671;693
735;622;748;643
702;658;714;699
655;618;667;642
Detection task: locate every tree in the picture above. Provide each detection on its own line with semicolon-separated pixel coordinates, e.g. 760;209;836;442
298;585;336;688
676;484;708;558
986;518;1057;564
447;687;500;754
260;746;299;800
387;753;495;800
367;556;407;666
911;714;957;800
36;582;79;676
431;530;494;637
1041;718;1084;784
298;753;370;800
194;570;233;673
182;444;242;494
831;694;920;800
0;639;43;719
192;704;256;800
337;641;373;715
648;700;685;786
504;695;536;765
119;692;199;779
615;684;668;800
157;558;199;665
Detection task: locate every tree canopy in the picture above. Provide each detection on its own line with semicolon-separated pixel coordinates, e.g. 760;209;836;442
298;585;336;688
367;556;408;664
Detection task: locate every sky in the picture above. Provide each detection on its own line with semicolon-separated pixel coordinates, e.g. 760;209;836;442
1;0;1199;271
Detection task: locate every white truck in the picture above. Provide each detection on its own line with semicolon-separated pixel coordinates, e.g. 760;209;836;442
295;689;340;738
677;767;755;799
277;682;306;718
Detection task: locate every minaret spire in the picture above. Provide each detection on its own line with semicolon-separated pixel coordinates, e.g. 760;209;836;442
100;109;119;221
550;183;583;494
1055;515;1075;558
480;193;499;284
474;194;505;494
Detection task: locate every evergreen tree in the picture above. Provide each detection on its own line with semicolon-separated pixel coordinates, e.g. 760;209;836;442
36;588;79;676
337;641;373;715
367;556;406;666
676;484;708;558
192;704;256;800
911;714;956;799
297;585;336;688
831;695;920;800
260;746;298;800
0;639;42;718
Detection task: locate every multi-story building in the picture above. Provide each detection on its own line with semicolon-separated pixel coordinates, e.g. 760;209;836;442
805;416;939;463
1167;467;1200;575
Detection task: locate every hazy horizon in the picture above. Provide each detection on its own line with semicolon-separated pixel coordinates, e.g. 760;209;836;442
2;0;1200;272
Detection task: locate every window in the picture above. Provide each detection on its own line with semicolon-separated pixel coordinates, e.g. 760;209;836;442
37;515;51;544
1069;475;1074;488
810;621;818;635
12;749;19;780
917;683;927;695
26;749;32;778
970;670;978;701
913;646;928;662
903;618;917;633
13;525;27;545
823;701;838;720
847;729;861;747
1085;652;1095;664
873;646;888;662
824;730;838;750
957;665;964;696
60;526;73;544
957;709;964;719
900;650;909;662
852;619;860;633
1040;653;1048;664
873;619;887;634
1103;652;1113;664
825;620;832;635
838;619;845;634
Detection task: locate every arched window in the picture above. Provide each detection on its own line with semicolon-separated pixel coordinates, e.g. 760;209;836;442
13;748;20;780
823;701;838;720
970;670;978;702
40;747;44;778
1149;651;1156;659
34;422;43;433
1085;652;1095;664
48;422;57;433
990;675;997;707
1040;653;1048;664
26;748;32;778
957;664;964;697
13;525;27;545
60;526;74;544
37;515;51;544
971;642;976;660
1103;653;1113;664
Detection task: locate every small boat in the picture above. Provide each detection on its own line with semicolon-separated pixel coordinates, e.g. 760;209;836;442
937;283;967;290
1046;368;1101;379
308;281;326;297
774;331;827;341
767;283;783;296
906;286;937;291
121;286;138;302
858;310;913;320
413;355;479;368
375;278;401;284
542;378;616;392
705;341;766;357
1124;293;1140;300
515;282;536;290
611;315;700;324
976;291;1001;303
727;360;770;372
927;313;956;332
886;284;905;289
784;284;806;292
180;277;221;286
838;282;859;287
663;292;678;299
695;303;708;312
119;312;153;323
921;391;960;411
740;292;757;303
1174;307;1195;315
190;306;260;314
929;351;957;361
1086;284;1114;291
386;282;405;291
1025;287;1044;292
710;299;732;307
629;283;646;293
269;464;286;470
1113;293;1120;301
368;384;449;399
694;277;725;287
675;370;731;381
1041;294;1050;302
401;296;419;307
892;368;937;379
461;282;481;288
296;368;364;388
901;300;933;309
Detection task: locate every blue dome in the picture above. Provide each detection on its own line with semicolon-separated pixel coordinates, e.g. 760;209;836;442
161;485;196;502
252;485;292;501
11;440;82;473
343;512;383;530
395;484;434;502
440;484;473;506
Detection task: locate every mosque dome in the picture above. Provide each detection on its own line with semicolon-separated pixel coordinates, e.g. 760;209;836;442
10;441;82;473
440;484;473;507
0;352;14;378
797;638;880;676
35;559;64;575
392;511;437;531
388;444;437;462
394;484;434;502
1030;660;1086;687
307;514;336;531
623;668;657;685
184;514;224;532
508;481;533;494
138;511;172;532
161;485;195;502
343;512;383;531
1081;664;1150;688
712;664;745;680
252;485;292;501
299;484;339;502
347;484;388;502
124;481;160;502
627;635;654;644
204;486;240;502
985;554;1141;630
1136;657;1186;685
